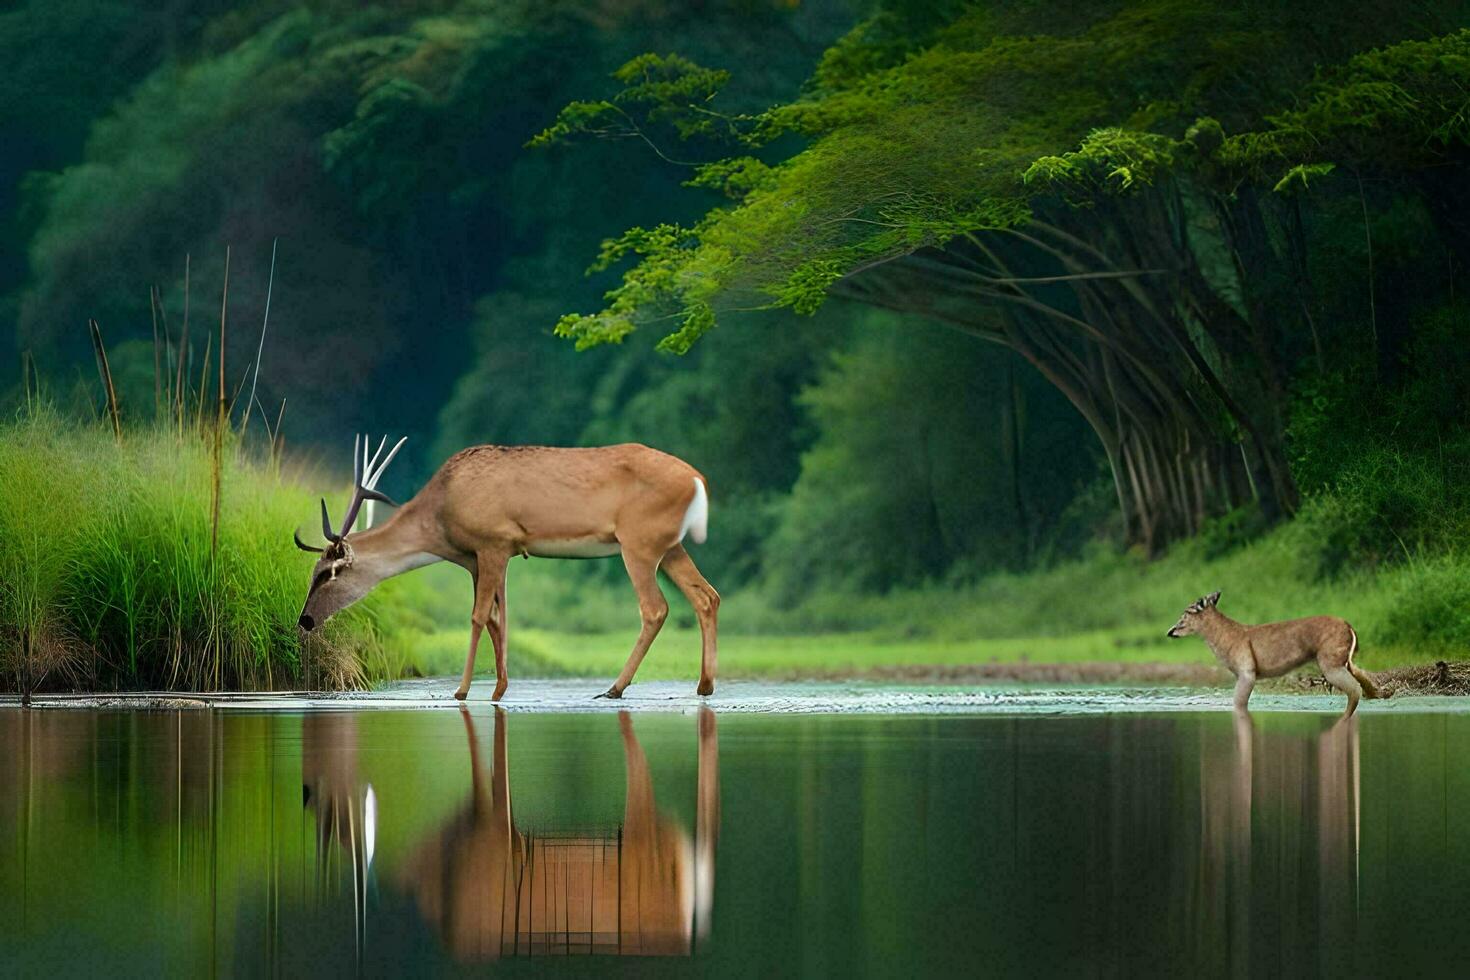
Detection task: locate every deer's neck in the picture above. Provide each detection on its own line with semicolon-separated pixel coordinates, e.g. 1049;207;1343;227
345;506;444;582
1197;611;1247;664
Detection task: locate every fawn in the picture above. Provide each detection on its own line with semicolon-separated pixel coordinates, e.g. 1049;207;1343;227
1167;591;1383;717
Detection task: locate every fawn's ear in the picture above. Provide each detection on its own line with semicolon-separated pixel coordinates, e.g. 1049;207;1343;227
1204;590;1221;607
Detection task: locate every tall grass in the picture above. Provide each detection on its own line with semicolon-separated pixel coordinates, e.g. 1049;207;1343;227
0;250;427;694
0;408;417;692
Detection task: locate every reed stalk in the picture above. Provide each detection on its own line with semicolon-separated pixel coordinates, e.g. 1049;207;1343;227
175;254;191;436
212;247;230;690
150;288;162;419
153;284;175;424
240;238;277;440
87;318;122;440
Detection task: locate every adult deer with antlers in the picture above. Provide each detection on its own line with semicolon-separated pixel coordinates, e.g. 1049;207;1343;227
295;436;718;701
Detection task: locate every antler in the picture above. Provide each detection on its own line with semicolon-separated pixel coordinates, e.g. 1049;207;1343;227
317;433;408;543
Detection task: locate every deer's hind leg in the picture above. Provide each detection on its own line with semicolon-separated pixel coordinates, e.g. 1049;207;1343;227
489;576;509;702
602;546;669;699
660;544;720;696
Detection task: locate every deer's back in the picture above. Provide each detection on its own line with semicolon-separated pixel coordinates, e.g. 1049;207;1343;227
427;443;702;551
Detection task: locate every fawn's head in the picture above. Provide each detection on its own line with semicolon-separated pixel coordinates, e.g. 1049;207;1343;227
294;435;405;632
1167;590;1221;638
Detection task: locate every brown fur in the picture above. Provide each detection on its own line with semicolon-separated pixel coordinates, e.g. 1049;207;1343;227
1167;591;1382;717
397;708;719;959
298;443;720;700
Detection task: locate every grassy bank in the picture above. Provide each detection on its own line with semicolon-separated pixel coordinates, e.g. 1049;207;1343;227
431;505;1470;684
6;410;1466;694
0;410;425;692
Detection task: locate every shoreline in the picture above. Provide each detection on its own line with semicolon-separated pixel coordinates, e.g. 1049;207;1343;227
786;659;1470;696
3;660;1468;710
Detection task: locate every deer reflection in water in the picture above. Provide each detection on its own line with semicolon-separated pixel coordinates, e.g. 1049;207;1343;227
397;707;719;960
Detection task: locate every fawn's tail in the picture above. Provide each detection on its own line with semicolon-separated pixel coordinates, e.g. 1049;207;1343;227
1346;625;1386;699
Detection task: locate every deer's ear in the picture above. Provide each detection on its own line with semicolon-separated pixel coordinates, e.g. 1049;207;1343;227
1205;590;1221;607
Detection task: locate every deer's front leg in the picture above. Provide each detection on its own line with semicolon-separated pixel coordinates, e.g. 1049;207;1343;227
455;619;482;701
455;552;508;701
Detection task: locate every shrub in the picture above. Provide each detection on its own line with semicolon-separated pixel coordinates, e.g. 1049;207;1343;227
0;409;410;692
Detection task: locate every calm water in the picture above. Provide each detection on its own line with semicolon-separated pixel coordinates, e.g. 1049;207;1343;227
2;705;1468;976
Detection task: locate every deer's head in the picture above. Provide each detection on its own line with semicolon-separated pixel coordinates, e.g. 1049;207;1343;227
1167;590;1221;638
295;435;405;632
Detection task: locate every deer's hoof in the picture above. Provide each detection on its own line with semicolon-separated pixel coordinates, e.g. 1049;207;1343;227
491;685;507;702
696;680;714;697
452;688;468;701
595;687;622;700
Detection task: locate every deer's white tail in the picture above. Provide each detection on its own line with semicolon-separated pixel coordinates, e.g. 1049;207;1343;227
680;477;709;545
1346;624;1384;698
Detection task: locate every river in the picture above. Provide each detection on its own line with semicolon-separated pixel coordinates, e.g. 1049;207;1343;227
2;686;1467;975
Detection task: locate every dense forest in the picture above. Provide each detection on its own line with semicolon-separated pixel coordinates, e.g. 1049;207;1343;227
6;0;1470;689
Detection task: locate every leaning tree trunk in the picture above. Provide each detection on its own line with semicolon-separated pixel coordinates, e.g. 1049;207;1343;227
836;184;1298;554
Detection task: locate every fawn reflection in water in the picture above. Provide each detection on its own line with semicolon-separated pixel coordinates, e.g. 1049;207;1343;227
299;706;720;961
1181;713;1361;974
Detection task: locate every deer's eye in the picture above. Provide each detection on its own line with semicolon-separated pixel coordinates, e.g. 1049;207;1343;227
312;569;333;591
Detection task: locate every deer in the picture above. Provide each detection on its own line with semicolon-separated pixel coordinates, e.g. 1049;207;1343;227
294;435;719;701
1166;591;1383;718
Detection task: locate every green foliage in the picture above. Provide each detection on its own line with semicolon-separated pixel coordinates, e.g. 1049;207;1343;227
1287;299;1470;575
13;0;1470;685
764;315;1095;602
684;156;777;200
518;523;1470;669
1216;29;1470;182
541;2;1357;349
1272;162;1337;194
555;222;705;350
1022;128;1181;195
530;53;750;149
1377;555;1470;653
772;260;845;315
0;409;418;691
10;0;843;454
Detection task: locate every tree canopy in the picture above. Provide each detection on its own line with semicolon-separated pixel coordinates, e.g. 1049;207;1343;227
539;0;1470;550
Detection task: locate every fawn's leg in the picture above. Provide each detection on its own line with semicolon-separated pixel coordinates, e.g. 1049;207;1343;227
660;544;720;696
602;548;668;698
1233;669;1256;713
1322;665;1363;719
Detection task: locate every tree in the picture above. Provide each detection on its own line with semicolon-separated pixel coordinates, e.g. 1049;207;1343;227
535;1;1470;552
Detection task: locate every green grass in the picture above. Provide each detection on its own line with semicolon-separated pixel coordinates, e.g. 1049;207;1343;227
421;507;1470;682
7;408;1467;694
432;626;1183;682
0;408;424;692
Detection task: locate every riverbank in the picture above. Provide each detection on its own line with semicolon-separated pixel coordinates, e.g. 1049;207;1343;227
405;623;1470;694
8;414;1470;697
7;674;1470;713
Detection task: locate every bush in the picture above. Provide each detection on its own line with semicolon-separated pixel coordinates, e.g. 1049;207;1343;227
1375;556;1470;658
1291;447;1468;577
0;408;412;692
